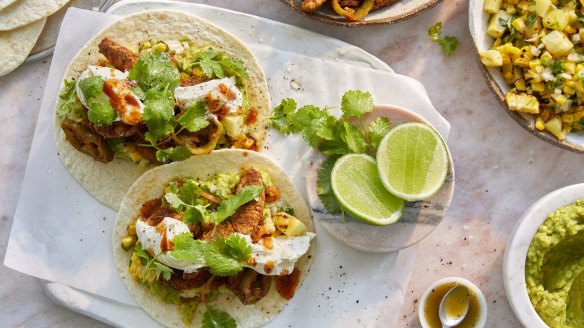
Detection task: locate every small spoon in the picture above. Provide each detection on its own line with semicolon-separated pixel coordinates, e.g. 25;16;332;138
438;285;470;328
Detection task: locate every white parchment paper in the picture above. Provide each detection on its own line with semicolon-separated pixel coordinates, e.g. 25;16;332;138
4;5;449;327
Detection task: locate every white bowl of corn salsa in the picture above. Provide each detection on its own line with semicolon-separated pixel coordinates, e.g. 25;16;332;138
470;0;584;152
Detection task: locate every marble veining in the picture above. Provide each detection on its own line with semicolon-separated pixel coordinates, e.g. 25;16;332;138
4;0;583;327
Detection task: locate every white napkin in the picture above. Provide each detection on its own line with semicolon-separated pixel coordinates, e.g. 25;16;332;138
4;6;449;327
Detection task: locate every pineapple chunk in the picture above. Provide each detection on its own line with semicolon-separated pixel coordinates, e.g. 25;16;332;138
542;30;574;57
480;50;503;67
545;116;569;139
484;0;502;14
487;10;512;38
272;212;307;237
535;0;552;17
506;92;540;114
543;9;572;30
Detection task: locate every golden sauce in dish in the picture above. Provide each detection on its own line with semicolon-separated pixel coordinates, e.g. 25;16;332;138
423;282;481;328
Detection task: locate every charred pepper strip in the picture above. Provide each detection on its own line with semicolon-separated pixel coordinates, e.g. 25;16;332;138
331;0;374;21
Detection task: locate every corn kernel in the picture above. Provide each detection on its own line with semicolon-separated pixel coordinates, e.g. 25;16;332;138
532;81;545;92
535;116;546;130
552;94;568;105
514;57;530;67
142;41;152;50
564;25;577;35
564;61;576;75
563;85;576;95
516;79;527;91
566;80;578;88
152;42;167;52
513;17;526;32
562;114;575;123
529;59;542;68
502;54;512;65
541;110;551;121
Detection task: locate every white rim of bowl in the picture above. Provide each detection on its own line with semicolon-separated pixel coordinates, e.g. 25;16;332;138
418;276;488;328
503;183;584;327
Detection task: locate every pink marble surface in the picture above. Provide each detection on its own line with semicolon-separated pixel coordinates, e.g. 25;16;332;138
2;0;582;327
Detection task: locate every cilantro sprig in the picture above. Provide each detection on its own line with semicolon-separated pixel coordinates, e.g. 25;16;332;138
170;232;252;276
57;80;82;118
187;48;249;82
428;22;460;56
164;180;264;226
270;90;384;155
270;90;391;213
134;243;173;282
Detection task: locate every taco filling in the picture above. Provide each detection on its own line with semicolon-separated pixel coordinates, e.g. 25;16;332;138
57;37;261;165
119;167;315;325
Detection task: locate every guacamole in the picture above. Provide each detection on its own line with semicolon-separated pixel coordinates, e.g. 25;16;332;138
526;199;584;328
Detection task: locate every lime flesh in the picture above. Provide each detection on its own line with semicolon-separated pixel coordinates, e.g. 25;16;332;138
376;122;449;201
331;154;404;225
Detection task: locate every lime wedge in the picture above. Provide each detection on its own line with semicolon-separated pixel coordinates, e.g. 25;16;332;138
331;154;404;225
376;122;449;201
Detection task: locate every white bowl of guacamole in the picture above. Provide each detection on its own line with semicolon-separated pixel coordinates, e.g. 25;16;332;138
504;183;584;328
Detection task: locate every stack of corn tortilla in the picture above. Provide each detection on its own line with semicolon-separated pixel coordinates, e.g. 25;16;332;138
0;0;71;77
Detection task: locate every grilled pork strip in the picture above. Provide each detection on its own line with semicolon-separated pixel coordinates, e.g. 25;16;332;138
230;169;265;242
98;37;139;72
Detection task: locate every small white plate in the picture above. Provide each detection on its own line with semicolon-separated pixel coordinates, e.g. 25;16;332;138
305;104;455;253
503;183;584;327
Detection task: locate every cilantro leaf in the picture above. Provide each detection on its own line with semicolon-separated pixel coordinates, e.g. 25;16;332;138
202;308;237;328
527;12;537;27
134;243;173;281
368;117;392;149
170;233;211;262
224;234;252;262
319;138;352;156
143;85;176;144
316;156;342;214
270;98;298;134
188;48;248;82
164;192;209;225
219;58;249;81
154;261;173;281
428;22;460;56
341;90;374;118
440;36;460;56
78;76;117;125
204;252;242;276
170;233;249;276
211;185;264;224
128;50;180;91
156;146;192;163
341;122;367;154
57;80;80;118
178;101;210;132
550;60;564;75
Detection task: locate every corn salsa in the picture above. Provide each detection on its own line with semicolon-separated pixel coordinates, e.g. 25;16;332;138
481;0;584;140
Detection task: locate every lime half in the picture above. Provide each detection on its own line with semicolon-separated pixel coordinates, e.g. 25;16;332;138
376;122;449;201
331;154;404;225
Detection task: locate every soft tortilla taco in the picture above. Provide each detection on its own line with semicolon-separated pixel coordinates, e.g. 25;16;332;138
113;149;315;327
54;10;270;209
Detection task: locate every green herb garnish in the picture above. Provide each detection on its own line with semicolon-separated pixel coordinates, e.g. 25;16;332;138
134;243;173;281
77;76;117;125
170;233;252;277
201;307;237;328
428;22;460;56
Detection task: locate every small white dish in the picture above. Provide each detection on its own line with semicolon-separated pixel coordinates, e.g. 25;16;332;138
418;277;487;328
503;183;584;327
